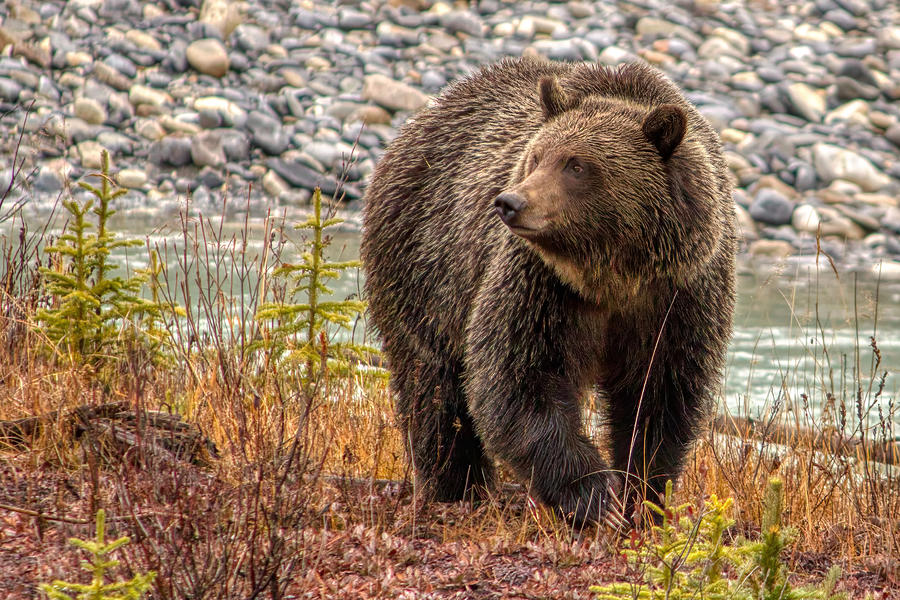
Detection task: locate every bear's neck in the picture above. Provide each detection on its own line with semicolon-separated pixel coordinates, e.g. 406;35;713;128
536;247;651;311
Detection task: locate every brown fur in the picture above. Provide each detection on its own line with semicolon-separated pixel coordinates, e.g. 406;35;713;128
361;58;737;526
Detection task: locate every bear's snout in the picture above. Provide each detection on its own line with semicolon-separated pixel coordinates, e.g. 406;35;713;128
494;192;527;226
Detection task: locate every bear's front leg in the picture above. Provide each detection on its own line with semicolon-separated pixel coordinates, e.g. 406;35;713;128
603;285;729;524
463;259;620;527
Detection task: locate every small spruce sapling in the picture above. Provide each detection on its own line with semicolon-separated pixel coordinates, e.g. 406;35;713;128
255;187;372;388
39;509;156;600
591;479;846;600
36;151;168;369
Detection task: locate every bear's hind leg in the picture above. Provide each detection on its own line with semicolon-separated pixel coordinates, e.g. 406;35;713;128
392;356;496;502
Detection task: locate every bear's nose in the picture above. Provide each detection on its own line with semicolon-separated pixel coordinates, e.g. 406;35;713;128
494;192;526;224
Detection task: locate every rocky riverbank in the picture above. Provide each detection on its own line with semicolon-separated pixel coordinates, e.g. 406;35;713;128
2;0;900;265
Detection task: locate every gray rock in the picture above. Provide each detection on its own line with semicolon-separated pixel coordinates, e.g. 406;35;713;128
233;24;270;54
268;158;337;194
97;131;135;155
191;131;226;168
267;158;362;199
421;70;447;91
823;9;857;31
36;76;61;101
532;39;583;61
376;22;420;46
33;168;64;194
220;130;251;162
338;9;373;30
0;78;21;102
197;166;225;189
162;40;189;73
884;124;900;147
150;136;193;167
441;11;485;37
99;0;140;18
834;0;869;16
247;110;289;155
835;76;880;101
749;188;796;225
107;92;134;125
104;54;137;78
883;207;900;234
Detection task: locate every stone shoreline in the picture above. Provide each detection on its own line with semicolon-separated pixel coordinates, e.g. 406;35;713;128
2;0;900;267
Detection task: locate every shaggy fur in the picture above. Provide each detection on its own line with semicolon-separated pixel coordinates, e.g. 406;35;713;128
361;58;737;526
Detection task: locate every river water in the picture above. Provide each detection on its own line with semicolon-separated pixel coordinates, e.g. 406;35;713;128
7;203;900;427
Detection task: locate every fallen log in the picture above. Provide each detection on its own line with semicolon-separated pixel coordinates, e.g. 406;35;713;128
0;402;218;466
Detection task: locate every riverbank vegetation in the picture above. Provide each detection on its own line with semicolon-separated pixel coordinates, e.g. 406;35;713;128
0;161;897;599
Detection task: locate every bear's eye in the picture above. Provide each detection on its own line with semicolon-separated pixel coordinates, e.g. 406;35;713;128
565;158;585;175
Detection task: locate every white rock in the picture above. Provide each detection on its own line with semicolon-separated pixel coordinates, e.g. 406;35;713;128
825;99;869;126
125;29;162;51
194;95;247;127
117;168;147;188
262;169;289;198
76;141;108;170
748;239;794;259
598;46;635;65
129;85;171;107
362;74;429;113
787;82;825;122
791;204;821;233
711;27;749;55
492;22;515;37
878;26;900;50
186;38;230;78
515;16;536;38
135;118;165;140
199;0;243;38
73;97;106;125
813;143;892;192
734;204;758;241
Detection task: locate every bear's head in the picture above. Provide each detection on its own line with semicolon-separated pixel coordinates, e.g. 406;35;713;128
493;68;730;301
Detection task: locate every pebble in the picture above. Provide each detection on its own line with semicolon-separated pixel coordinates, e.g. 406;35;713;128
0;0;898;265
247;110;289;155
362;74;429;113
749;188;796;226
813;143;892;192
186;38;229;78
73;97;106;125
117;168;147;188
191;130;226;168
129;84;171;108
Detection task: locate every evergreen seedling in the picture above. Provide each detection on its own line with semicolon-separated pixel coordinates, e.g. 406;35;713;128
36;151;168;369
591;479;846;600
39;509;156;600
256;187;373;388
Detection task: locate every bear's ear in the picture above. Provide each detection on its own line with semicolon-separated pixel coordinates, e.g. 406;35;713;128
642;104;687;161
539;77;568;121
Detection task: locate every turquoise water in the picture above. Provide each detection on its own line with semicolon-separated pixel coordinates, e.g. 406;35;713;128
7;205;899;426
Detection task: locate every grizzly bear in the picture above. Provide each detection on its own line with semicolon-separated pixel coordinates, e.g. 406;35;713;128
361;58;737;526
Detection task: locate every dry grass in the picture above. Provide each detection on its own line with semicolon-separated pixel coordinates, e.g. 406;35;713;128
0;195;898;599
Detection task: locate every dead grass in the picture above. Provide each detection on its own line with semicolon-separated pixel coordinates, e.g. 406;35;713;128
0;196;898;599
